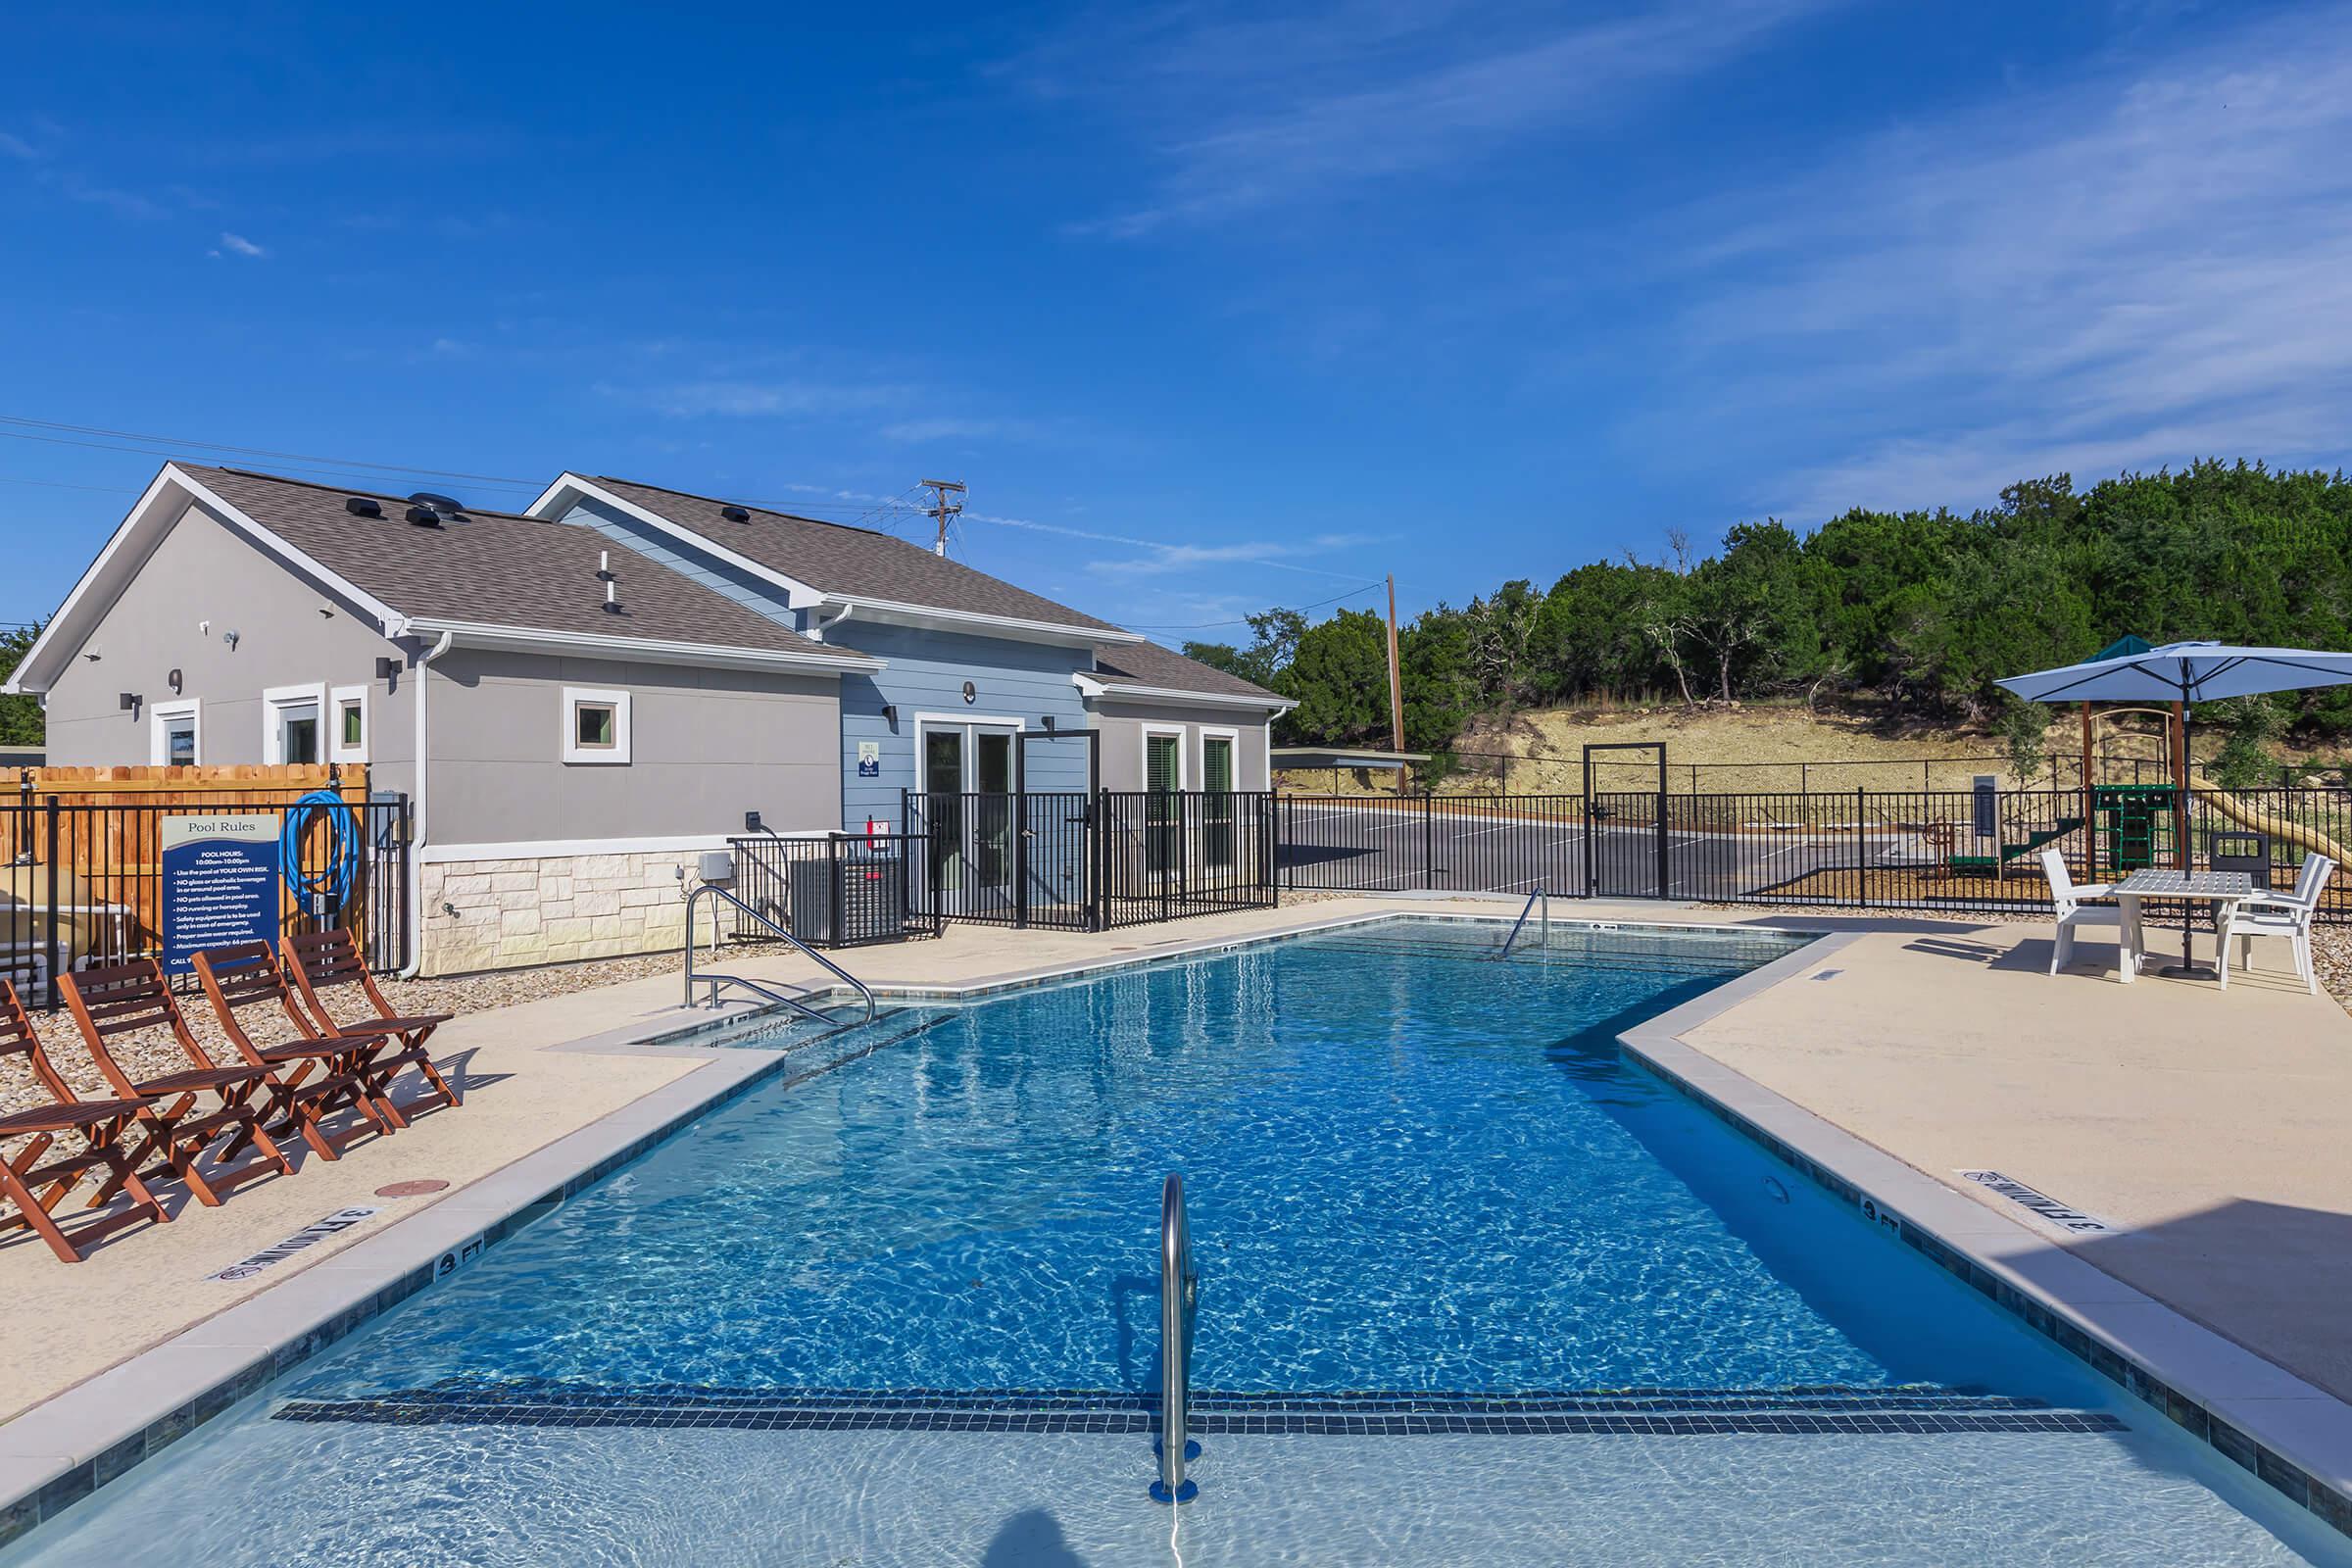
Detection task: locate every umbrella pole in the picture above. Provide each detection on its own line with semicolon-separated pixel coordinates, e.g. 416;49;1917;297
2158;695;2215;978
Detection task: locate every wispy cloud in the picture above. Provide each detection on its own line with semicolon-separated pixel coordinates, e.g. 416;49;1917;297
611;378;913;419
1082;530;1381;580
879;416;1058;444
1039;0;1841;236
213;230;266;258
1660;5;2352;518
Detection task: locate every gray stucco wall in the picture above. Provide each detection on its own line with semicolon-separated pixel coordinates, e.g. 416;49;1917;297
422;648;842;846
40;500;416;797
1093;700;1273;792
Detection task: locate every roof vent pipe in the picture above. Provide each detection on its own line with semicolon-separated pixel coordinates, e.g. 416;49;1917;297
604;577;620;613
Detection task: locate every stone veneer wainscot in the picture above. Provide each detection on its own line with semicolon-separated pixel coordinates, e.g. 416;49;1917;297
419;851;699;974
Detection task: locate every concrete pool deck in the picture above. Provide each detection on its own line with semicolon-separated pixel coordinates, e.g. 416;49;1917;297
4;894;2351;1542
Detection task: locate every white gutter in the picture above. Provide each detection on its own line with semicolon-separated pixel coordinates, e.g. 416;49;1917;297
1072;672;1297;712
394;617;885;673
398;629;455;979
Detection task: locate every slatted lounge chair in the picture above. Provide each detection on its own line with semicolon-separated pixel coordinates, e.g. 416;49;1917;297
194;943;398;1160
58;960;296;1209
0;979;169;1262
2039;846;2128;977
2219;854;2334;995
284;930;460;1126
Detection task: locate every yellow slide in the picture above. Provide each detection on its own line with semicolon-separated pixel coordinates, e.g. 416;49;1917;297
2190;782;2351;862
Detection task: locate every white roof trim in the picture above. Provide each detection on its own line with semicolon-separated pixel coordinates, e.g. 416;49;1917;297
532;474;824;612
828;594;1145;647
392;616;885;674
4;464;405;695
1072;672;1294;713
534;471;1144;647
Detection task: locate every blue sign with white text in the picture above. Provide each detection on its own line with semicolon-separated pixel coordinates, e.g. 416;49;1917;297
161;815;280;975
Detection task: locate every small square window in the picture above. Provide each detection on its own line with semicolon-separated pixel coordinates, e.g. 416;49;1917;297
562;687;631;764
329;683;369;763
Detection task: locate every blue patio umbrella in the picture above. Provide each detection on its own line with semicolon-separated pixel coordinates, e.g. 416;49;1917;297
1994;640;2352;708
1995;640;2352;975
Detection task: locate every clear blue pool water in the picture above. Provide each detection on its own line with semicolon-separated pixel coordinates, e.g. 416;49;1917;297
9;917;2346;1566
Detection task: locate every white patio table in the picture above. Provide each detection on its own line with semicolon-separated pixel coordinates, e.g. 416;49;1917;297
2114;868;2251;983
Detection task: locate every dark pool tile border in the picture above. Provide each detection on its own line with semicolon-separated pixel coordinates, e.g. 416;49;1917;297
1614;933;2352;1548
0;1039;870;1549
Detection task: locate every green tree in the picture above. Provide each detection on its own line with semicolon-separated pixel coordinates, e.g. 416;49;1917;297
0;623;42;747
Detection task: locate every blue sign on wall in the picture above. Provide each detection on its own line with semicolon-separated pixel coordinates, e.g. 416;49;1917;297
161;815;280;975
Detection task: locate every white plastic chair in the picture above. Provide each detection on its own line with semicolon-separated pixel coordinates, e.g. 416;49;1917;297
2040;847;2124;977
2219;854;2332;995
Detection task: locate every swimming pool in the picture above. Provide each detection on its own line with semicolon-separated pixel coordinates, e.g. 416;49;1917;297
8;918;2346;1564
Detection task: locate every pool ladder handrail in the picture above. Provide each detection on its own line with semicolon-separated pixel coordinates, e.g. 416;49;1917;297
681;880;877;1027
1152;1171;1200;1504
1498;887;1550;956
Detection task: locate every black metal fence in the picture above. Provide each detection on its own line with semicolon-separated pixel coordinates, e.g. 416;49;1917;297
722;791;1279;948
1274;785;2352;921
2;791;412;1005
1095;790;1278;929
726;830;943;949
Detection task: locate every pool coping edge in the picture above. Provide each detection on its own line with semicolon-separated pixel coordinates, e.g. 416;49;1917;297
1617;932;2352;1543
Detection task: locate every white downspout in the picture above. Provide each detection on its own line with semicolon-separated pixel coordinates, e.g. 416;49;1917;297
398;628;456;978
809;602;855;642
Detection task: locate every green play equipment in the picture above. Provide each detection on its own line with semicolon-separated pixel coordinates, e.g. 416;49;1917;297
1943;815;2085;873
2091;783;2176;872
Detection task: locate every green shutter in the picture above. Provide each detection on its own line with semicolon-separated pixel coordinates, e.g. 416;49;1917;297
1202;737;1234;793
1148;734;1180;793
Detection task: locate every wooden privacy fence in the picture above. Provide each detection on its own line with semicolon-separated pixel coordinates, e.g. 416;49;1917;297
3;765;410;1002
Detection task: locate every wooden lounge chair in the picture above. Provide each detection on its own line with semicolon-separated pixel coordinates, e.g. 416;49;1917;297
193;943;398;1160
0;979;170;1262
58;961;296;1209
284;930;460;1126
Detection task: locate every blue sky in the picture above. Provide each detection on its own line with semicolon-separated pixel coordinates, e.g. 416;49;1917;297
4;1;2349;645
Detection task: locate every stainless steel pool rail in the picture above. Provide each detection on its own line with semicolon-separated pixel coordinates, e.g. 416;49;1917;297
681;880;877;1026
1498;887;1550;956
1152;1172;1201;1504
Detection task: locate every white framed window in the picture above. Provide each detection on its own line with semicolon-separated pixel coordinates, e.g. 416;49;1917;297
261;683;327;765
329;684;369;763
149;699;202;766
1142;724;1188;792
562;687;632;764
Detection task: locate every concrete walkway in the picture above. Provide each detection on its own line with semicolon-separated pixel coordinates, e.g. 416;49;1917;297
1681;913;2352;1401
6;893;2350;1431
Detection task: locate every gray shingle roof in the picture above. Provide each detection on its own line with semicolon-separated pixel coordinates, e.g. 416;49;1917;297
183;466;863;662
1091;640;1287;704
585;475;1129;636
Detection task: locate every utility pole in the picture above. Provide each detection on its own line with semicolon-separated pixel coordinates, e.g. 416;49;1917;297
1385;574;1405;756
921;479;965;557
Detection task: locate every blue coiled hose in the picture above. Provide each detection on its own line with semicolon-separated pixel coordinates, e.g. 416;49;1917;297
281;789;363;912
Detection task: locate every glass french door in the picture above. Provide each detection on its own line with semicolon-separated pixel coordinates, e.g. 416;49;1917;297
922;722;1017;899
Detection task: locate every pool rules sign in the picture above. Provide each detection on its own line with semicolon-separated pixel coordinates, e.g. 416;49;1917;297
161;815;279;975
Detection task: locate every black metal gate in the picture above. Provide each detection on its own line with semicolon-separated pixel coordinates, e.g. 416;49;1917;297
1582;743;1668;899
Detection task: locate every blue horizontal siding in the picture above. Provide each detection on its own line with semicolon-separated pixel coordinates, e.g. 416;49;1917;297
841;622;1092;830
561;499;1095;831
